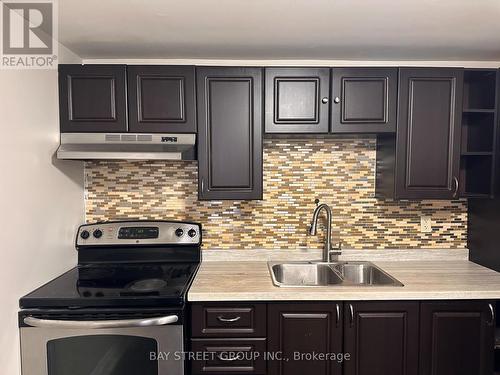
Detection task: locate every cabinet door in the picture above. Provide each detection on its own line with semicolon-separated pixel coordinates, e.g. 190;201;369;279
127;65;196;133
265;68;330;133
268;303;342;375
344;301;419;375
396;68;463;199
331;68;397;133
59;64;127;133
197;67;263;200
419;301;495;375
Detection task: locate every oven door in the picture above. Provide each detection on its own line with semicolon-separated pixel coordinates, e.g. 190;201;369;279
20;314;183;375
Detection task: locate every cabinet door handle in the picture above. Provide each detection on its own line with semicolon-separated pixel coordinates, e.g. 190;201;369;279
217;315;241;323
335;304;340;327
201;178;205;192
217;353;240;361
348;304;354;327
488;303;495;326
452;176;459;198
321;97;329;104
334;96;340;104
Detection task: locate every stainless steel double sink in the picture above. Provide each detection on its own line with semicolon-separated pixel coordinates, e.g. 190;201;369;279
268;261;403;287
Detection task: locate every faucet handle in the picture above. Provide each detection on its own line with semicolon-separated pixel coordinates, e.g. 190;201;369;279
329;240;342;252
328;242;342;261
314;198;320;206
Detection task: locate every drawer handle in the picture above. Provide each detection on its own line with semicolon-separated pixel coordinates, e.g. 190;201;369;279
217;353;241;362
217;315;241;323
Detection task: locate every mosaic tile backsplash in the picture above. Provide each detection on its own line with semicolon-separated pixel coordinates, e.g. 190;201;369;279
85;138;467;249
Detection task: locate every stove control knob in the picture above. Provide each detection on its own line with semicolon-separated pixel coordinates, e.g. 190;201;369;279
80;230;90;240
175;228;184;237
93;229;103;239
188;229;197;238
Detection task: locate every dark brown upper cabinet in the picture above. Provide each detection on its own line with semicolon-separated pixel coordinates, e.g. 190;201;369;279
419;301;495;375
127;65;196;133
344;301;419;375
197;67;263;200
377;68;464;200
268;303;342;375
265;68;330;133
331;68;397;133
59;64;127;133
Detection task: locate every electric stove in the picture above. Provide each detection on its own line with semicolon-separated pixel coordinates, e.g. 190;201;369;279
18;220;201;375
20;220;201;309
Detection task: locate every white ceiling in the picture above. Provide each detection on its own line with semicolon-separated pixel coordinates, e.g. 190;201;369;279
59;0;500;61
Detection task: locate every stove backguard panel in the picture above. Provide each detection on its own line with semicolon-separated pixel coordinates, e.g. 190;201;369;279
85;138;467;250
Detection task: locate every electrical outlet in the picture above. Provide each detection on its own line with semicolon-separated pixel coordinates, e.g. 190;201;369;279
420;216;432;233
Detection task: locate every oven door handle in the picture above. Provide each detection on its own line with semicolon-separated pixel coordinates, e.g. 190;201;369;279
23;314;178;329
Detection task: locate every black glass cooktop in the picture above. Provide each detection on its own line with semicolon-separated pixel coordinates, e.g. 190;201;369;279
20;262;198;309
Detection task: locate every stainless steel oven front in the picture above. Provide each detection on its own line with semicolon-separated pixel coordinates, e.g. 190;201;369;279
19;312;184;375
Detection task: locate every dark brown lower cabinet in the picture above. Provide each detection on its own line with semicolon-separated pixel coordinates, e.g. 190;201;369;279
267;303;343;375
191;338;267;374
343;301;419;375
190;300;496;375
419;301;495;375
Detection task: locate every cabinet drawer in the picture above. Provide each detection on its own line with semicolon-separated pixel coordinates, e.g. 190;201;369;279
191;304;266;337
191;338;266;374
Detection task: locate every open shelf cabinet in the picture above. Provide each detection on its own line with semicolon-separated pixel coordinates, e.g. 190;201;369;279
461;112;495;153
463;70;497;110
459;155;494;197
460;69;499;198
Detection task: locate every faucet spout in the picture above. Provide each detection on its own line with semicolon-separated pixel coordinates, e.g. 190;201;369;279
308;201;336;262
308;221;317;235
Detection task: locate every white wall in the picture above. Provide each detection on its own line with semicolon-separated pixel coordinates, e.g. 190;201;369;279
0;45;84;375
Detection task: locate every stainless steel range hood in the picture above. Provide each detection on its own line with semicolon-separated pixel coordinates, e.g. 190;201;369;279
56;133;196;160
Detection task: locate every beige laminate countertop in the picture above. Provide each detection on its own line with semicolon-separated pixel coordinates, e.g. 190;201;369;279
188;260;500;301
